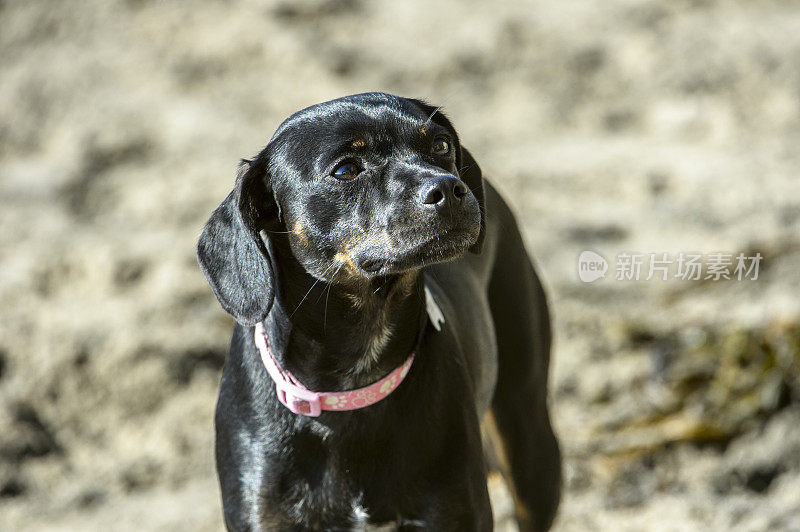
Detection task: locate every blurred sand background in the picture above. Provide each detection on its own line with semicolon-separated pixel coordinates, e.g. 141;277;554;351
2;0;800;530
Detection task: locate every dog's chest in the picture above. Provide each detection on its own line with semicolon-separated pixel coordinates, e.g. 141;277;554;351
352;504;427;530
276;474;426;530
272;426;425;528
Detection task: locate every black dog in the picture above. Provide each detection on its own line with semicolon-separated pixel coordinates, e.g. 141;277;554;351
197;93;560;531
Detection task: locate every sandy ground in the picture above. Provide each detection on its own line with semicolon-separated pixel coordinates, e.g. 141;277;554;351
2;0;800;529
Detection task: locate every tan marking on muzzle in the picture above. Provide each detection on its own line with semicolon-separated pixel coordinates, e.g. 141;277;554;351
335;230;393;279
292;220;309;247
418;125;427;135
334;248;359;275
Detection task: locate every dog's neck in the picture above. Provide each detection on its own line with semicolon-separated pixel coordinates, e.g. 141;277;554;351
261;235;425;391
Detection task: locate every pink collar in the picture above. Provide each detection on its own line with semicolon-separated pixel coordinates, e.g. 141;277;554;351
254;322;415;417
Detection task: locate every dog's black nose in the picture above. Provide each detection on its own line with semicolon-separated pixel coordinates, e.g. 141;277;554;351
420;175;468;213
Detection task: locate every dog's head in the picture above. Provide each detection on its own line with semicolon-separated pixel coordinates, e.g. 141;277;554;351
197;93;485;325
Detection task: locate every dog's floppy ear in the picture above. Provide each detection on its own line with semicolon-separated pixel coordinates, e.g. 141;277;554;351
196;156;278;326
459;146;486;254
407;98;486;254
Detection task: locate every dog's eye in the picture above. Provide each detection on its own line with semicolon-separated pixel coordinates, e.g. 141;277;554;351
332;162;360;180
432;137;451;156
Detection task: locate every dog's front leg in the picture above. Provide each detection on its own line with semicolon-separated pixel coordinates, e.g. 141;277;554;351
215;425;276;531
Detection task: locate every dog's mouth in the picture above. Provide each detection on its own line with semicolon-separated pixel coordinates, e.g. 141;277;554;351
350;223;479;278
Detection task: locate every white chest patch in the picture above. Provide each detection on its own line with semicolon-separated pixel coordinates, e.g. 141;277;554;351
351;503;426;530
424;285;445;331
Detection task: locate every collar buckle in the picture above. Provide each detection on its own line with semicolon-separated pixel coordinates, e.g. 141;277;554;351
275;382;322;417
